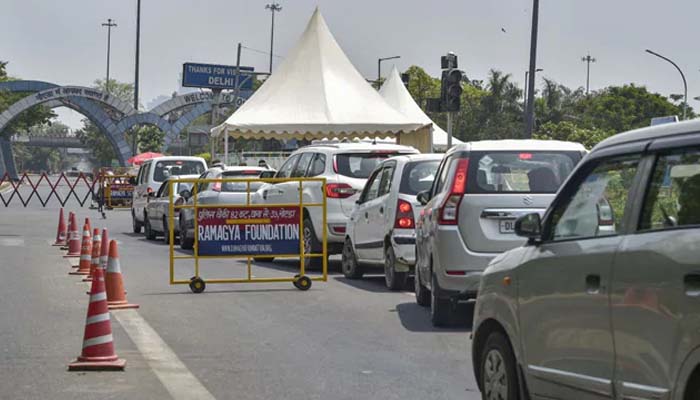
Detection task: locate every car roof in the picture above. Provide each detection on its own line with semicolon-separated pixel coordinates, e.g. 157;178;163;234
593;118;700;151
168;174;201;181
145;156;207;163
297;142;418;153
450;139;586;153
388;153;444;163
222;166;268;172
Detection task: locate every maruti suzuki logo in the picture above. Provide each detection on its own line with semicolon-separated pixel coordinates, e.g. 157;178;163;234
523;195;534;206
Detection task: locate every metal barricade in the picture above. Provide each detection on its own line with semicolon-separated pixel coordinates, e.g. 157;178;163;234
100;174;135;209
168;177;327;293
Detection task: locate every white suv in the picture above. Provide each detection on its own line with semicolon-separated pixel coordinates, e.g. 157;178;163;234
254;142;419;269
343;154;442;290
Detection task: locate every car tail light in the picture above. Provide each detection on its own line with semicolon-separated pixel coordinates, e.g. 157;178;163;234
212;181;221;192
438;158;469;225
395;199;415;229
519;153;533;160
326;183;356;199
333;156;339;173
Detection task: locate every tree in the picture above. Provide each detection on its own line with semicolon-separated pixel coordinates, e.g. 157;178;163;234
0;61;55;138
534;121;611;149
136;125;165;152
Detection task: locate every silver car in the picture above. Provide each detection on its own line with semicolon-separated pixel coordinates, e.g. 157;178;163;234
144;174;199;244
415;140;586;326
472;121;700;400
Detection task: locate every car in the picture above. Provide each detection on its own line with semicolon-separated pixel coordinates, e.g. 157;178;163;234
471;120;700;400
131;156;207;234
143;174;200;244
253;142;420;269
342;154;442;289
179;166;274;250
414;140;586;326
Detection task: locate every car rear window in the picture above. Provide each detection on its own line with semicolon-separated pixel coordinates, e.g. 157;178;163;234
221;170;264;193
153;160;206;182
335;152;412;179
468;151;580;194
400;160;440;195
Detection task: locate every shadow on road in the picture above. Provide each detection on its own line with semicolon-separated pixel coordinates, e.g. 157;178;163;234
333;275;411;294
142;287;302;296
395;302;474;333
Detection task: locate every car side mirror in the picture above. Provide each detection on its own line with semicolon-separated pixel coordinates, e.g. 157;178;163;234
515;213;542;240
179;189;191;200
128;177;137;185
417;190;431;206
147;192;156;198
259;170;276;179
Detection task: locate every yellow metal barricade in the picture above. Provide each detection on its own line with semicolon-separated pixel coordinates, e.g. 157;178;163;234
101;173;135;209
168;177;327;293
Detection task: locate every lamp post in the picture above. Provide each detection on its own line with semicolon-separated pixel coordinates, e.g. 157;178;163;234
645;49;687;120
133;0;141;155
377;56;401;89
524;68;543;107
524;0;540;138
265;3;282;74
101;19;117;94
581;53;596;95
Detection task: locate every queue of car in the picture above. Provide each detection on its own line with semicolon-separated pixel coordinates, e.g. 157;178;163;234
129;122;700;400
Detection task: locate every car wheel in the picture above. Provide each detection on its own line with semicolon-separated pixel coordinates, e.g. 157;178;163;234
431;274;452;327
132;211;142;233
414;267;431;307
162;217;170;245
179;218;193;250
480;331;519;400
384;246;407;290
341;238;363;279
145;216;156;240
302;216;323;271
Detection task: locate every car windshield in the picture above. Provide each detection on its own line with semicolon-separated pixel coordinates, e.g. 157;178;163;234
335;152;411;179
220;170;264;192
400;160;440;195
154;161;206;182
469;151;580;194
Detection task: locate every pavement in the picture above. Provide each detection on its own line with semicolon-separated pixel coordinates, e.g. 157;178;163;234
0;178;481;400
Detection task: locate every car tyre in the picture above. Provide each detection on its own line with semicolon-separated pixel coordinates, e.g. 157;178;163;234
302;216;323;271
384;246;407;290
132;211;142;234
480;331;519;400
145;216;156;240
431;274;452;327
341;238;364;279
162;217;170;245
179;218;194;250
414;268;431;307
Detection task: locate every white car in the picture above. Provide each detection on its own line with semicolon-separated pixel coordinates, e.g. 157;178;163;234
253;142;419;269
342;154;442;290
131;156;207;234
144;174;200;244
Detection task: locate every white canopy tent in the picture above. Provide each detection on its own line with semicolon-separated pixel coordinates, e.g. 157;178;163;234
379;66;462;151
212;8;429;160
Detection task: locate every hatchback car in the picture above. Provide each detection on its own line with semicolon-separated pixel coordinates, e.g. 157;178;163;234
472;121;700;400
415;140;586;326
253;142;419;269
143;174;200;244
342;154;442;289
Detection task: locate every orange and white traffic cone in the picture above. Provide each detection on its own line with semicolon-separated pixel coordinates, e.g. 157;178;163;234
63;213;81;258
84;217;91;234
105;240;139;310
69;224;92;276
83;229;101;282
99;228;109;270
68;266;126;371
52;208;67;246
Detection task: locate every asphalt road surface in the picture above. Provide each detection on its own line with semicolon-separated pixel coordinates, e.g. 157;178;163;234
0;178;481;400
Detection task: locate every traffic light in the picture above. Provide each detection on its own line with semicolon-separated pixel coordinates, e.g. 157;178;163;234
441;69;463;112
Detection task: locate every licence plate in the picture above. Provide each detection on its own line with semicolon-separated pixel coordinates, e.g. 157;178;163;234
499;219;516;234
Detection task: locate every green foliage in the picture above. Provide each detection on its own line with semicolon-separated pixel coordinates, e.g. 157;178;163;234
76;120;116;166
136;125;165;152
534;121;612;149
195;152;212;164
0;61;55;138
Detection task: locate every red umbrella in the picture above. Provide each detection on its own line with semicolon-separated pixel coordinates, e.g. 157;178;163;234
127;152;164;166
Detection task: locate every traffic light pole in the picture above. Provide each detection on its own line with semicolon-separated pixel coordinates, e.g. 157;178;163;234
524;0;540;139
447;112;453;149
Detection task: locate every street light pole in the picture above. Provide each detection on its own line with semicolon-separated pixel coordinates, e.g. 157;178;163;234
133;0;141;155
581;53;596;95
524;68;543;108
645;49;687;120
377;56;401;89
265;3;282;74
524;0;540;138
101;19;117;94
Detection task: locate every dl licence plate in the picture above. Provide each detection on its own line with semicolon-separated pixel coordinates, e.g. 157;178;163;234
499;219;516;234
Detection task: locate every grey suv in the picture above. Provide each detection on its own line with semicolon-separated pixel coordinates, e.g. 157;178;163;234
415;140;585;326
472;121;700;400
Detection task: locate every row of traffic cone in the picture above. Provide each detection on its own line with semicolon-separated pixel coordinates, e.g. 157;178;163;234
53;208;138;371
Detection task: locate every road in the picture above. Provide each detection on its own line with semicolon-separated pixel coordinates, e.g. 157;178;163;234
0;178;481;400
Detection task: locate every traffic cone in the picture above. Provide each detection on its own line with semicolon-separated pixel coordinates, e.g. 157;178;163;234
63;213;81;258
99;228;109;270
68;266;126;371
84;217;91;234
105;240;139;310
61;212;74;250
69;224;92;275
83;229;101;282
52;208;67;246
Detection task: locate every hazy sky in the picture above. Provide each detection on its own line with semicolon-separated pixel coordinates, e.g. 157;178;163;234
3;0;699;129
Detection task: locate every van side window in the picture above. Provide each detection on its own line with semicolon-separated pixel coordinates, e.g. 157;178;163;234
276;155;299;179
378;164;395;197
549;156;640;241
307;153;326;177
639;148;700;230
432;157;452;196
361;168;383;203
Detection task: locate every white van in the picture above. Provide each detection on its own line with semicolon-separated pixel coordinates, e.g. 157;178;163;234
131;156;207;233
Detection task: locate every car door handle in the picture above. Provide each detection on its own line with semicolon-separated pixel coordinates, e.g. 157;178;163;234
379;207;384;214
684;273;700;297
586;274;601;294
365;212;369;219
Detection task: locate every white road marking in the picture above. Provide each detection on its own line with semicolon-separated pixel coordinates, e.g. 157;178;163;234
113;309;216;400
